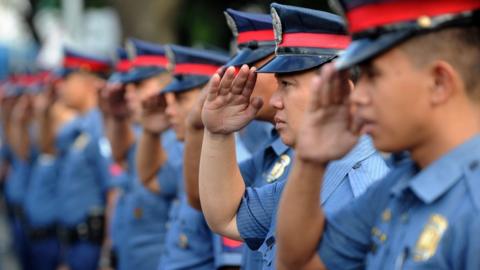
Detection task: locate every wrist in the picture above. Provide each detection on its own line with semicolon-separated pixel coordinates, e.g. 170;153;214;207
205;129;233;141
143;128;162;137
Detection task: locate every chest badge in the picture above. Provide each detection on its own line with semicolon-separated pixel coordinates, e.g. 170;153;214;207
266;154;291;183
134;207;143;219
413;214;448;261
73;133;90;151
178;233;189;249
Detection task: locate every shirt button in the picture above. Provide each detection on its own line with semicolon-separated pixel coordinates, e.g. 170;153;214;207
469;160;479;171
353;162;362;169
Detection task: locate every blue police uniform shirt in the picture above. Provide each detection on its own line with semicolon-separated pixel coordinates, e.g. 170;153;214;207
122;129;182;270
4;147;36;207
317;135;480;270
24;117;80;228
418;212;480;270
237;129;291;270
57;108;111;226
159;130;251;270
237;136;389;269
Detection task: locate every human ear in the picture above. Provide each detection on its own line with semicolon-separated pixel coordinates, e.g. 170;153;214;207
429;61;461;106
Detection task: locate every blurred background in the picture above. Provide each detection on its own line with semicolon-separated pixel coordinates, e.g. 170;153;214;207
0;0;332;79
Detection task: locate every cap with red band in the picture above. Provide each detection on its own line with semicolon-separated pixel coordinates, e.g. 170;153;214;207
224;9;277;67
257;3;349;74
59;48;112;77
122;38;169;83
332;0;480;70
162;45;228;94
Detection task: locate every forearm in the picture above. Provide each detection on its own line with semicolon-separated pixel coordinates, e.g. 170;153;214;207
199;130;245;237
276;158;327;269
38;110;56;154
184;127;204;210
106;117;135;163
11;122;31;161
136;131;166;188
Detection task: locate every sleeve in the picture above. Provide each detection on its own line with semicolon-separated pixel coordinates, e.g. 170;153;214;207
317;179;389;270
212;233;244;269
236;181;286;250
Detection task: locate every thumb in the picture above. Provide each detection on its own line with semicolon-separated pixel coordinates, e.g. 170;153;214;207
247;96;264;116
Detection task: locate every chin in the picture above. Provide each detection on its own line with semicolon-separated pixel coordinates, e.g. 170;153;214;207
278;131;294;147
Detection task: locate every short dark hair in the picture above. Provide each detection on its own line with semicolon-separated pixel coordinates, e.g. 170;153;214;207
401;25;480;100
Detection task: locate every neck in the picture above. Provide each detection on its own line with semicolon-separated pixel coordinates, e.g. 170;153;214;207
78;93;97;115
411;106;480;168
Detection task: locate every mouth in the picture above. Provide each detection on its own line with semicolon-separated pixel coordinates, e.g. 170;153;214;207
274;116;287;129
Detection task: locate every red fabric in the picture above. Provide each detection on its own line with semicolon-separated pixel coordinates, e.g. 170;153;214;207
222;237;243;248
174;63;221;76
237;29;275;44
109;164;124;177
132;55;168;68
116;60;132;73
347;0;480;34
64;56;110;72
279;33;350;49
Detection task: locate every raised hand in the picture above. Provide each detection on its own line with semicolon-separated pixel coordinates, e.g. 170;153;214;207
12;94;34;125
295;63;359;164
140;93;170;134
201;65;263;135
100;83;132;119
34;84;57;118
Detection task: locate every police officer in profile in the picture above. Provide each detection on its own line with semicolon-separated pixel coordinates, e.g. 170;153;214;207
198;3;389;270
4;74;37;270
182;8;284;270
53;48;114;270
275;1;480;269
102;39;180;270
23;72;78;270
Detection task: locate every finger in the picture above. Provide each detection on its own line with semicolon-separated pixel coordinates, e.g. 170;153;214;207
242;67;257;99
308;74;324;112
334;70;351;105
246;96;264;117
231;65;249;95
206;74;221;102
216;66;227;77
319;64;335;107
218;66;236;95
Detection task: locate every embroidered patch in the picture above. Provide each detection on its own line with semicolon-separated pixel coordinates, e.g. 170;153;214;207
266;154;291;183
413;214;448;261
73;133;90;151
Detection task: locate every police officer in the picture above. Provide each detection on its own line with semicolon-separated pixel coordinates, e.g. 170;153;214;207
275;1;480;269
135;44;235;269
102;39;180;270
199;3;390;270
23;72;78;270
5;75;36;270
182;8;284;269
54;48;114;270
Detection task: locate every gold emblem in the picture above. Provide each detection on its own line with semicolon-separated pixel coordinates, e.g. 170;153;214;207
134;207;143;219
413;214;448;261
382;209;392;222
179;233;188;249
266;154;291;183
73;133;90;150
417;16;432;28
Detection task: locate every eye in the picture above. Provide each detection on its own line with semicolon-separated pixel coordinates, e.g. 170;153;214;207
280;80;291;88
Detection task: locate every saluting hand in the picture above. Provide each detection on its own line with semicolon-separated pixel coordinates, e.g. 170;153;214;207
202;65;263;135
12;94;33;125
140;93;170;135
295;63;359;164
101;83;131;119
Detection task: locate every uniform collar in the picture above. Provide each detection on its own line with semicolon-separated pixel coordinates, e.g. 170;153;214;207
322;135;377;203
270;135;290;156
392;135;480;204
